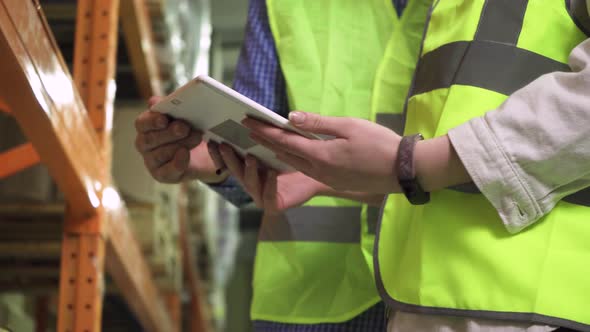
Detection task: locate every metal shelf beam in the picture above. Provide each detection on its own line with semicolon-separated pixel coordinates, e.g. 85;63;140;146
121;0;164;99
106;205;176;332
0;1;176;331
0;0;102;217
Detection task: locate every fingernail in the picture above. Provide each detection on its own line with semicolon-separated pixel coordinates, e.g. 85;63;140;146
289;112;305;125
156;116;167;128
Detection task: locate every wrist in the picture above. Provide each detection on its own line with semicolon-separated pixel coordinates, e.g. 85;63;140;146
317;183;385;206
414;135;471;192
198;171;230;184
187;144;229;184
182;163;229;185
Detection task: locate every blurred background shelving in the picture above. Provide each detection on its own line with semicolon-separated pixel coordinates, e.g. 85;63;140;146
0;0;256;331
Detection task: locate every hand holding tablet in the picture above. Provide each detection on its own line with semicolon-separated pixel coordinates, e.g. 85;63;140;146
152;75;320;172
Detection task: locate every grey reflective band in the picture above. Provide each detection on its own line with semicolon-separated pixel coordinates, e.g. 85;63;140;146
474;0;528;45
376;113;404;134
259;206;361;243
366;206;380;235
410;0;568;99
450;183;590;207
561;187;590;206
567;0;590;36
448;183;480;194
372;285;590;332
411;40;570;98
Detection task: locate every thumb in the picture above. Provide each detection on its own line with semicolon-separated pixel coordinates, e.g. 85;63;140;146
288;112;350;137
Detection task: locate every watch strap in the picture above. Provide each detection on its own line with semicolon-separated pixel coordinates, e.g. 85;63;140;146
396;134;430;205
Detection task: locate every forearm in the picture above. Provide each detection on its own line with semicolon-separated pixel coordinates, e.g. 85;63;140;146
317;185;385;206
414;135;471;192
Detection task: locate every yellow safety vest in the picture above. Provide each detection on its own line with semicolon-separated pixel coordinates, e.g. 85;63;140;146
251;0;396;323
376;1;590;330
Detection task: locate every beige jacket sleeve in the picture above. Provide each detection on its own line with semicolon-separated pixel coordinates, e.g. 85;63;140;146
447;37;590;234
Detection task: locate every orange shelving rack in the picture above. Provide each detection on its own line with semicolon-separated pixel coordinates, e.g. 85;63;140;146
0;0;209;331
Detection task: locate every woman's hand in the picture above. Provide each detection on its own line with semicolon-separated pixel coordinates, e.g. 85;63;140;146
242;112;402;193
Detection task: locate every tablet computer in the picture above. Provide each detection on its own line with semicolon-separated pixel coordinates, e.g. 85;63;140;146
152;75;319;171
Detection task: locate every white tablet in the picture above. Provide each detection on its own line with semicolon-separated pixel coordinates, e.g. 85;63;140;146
152;75;319;172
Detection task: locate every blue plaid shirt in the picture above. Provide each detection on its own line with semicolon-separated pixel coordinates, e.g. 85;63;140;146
212;0;408;208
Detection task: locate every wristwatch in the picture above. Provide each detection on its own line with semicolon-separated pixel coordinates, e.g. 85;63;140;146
396;134;430;205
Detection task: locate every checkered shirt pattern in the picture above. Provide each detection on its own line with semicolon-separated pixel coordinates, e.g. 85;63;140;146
253;302;387;332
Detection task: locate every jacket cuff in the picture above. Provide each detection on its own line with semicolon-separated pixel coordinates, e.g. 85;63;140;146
447;118;543;233
208;176;253;207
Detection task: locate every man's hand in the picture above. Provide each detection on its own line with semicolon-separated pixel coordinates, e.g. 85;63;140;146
211;143;324;214
134;97;225;184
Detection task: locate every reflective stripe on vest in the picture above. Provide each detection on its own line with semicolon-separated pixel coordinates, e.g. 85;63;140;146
410;41;569;97
259;206;362;243
366;206;381;235
376;113;405;134
376;0;590;330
